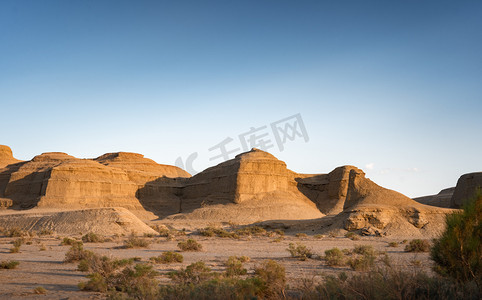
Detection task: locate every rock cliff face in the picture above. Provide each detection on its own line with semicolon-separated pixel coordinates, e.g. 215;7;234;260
177;149;324;222
0;146;457;236
413;187;455;208
0;149;190;216
451;172;482;208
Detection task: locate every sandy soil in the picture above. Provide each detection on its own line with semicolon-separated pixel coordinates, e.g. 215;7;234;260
0;233;433;299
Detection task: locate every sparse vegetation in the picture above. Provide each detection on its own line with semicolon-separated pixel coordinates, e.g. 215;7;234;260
82;232;104;243
388;242;399;247
39;243;47;251
224;256;248;277
169;261;216;284
324;248;346;266
235;226;267;237
177;239;202;251
287;243;313;261
10;238;23;253
199;226;238;238
150;251;184;264
33;286;47;294
38;229;54;236
345;232;361;240
123;234;150;249
431;190;482;288
64;243;94;263
61;237;80;246
295;233;308;238
0;260;20;269
405;239;430;252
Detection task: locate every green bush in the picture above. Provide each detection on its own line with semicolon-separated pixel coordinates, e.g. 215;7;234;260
64;243;94;263
225;256;248;277
199;226;238;238
61;237;81;246
388;242;399;247
287;242;313;261
169;261;216;284
235;226;267;236
82;233;104;243
431;191;482;287
33;286;47;294
254;260;286;297
345;232;360;240
348;253;376;271
0;260;20;269
150;251;184;264
177;239;202;251
353;244;375;256
324;248;346;266
123;235;150;248
405;239;430;252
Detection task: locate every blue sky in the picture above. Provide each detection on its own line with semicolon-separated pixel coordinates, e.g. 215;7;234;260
1;0;481;197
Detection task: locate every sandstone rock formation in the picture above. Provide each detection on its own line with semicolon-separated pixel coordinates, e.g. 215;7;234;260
175;149;324;223
451;172;482;207
0;145;21;168
413;187;455;208
0;145;457;237
0;149;190;218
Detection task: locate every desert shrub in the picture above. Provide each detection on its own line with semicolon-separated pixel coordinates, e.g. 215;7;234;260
274;229;285;236
405;239;430;252
225;256;248;277
431;191;482;287
348;252;376;271
33;286;47;294
123;235;150;248
82;232;104;243
314;234;324;239
324;248;346;266
157;277;266;300
308;267;480;300
177;239;202;251
9;238;24;253
64;243;94;263
254;260;286;297
388;242;399;247
38;229;54;236
0;260;19;269
39;243;47;251
61;237;81;246
345;232;360;240
77;253;134;275
287;242;313;261
79;263;159;297
296;233;308;238
4;228;29;237
353;244;375;256
150;251;183;264
235;226;267;236
169;261;216;284
199;226;238;238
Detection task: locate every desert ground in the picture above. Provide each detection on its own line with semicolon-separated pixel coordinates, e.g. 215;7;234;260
0;230;433;299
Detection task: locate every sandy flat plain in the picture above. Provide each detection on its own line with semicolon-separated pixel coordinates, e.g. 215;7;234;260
0;233;433;299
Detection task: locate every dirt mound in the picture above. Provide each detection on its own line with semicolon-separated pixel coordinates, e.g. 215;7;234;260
451;172;482;208
413;187;455;208
0;207;157;236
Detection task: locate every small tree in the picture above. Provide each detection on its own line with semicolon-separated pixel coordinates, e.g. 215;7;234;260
431;189;481;289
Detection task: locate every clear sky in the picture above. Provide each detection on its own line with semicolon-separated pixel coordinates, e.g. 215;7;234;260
1;0;481;198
